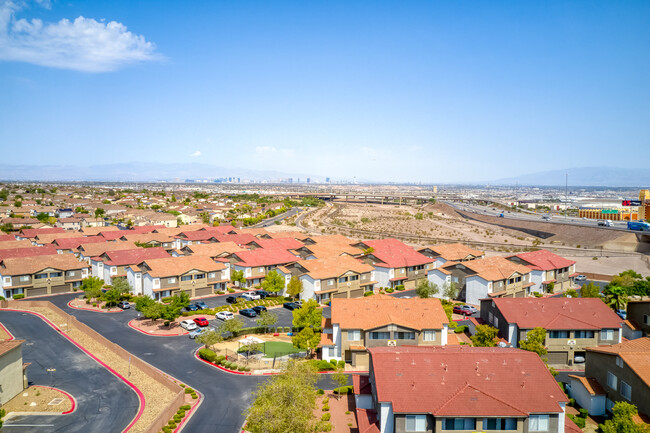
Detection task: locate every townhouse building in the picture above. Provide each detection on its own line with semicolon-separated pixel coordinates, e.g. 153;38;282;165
321;295;449;368
417;243;484;268
278;255;375;302
354;238;433;289
52;236;106;254
177;242;245;258
506;250;576;294
428;256;533;305
357;346;573;433
90;247;170;284
626;300;650;337
55;217;82;230
569;337;650;417
174;231;219;249
16;227;65;240
480;298;623;366
225;248;298;287
77;241;136;263
126;256;228;299
119;233;177;251
0;245;58;261
0;254;89;298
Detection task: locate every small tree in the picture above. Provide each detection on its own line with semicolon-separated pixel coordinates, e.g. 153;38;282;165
195;329;223;349
442;281;459;300
231;269;246;287
101;288;121;307
142;302;164;323
256;310;278;332
111;277;132;296
471;324;499;347
134;295;155;312
580;282;600;298
415;279;439;298
331;368;348;400
219;316;244;336
564;289;579;298
240;341;263;357
94;208;105;218
519;327;547;357
81;276;104;301
292;299;322;329
292;327;320;355
601;402;649;433
261;270;285;295
286;276;303;300
605;285;628;311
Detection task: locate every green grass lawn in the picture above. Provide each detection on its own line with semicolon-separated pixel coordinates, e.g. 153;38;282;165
263;341;304;357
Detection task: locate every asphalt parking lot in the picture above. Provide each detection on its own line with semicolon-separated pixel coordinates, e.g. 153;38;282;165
206;305;295;330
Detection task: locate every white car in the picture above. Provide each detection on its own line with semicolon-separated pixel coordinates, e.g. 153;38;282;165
216;311;234;321
243;291;261;300
180;319;198;331
574;275;587;282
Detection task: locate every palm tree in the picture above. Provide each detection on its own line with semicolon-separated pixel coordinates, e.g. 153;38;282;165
605;286;628;311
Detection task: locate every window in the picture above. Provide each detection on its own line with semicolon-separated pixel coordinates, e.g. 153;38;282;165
607;372;617;390
35;273;48;280
529;415;549;432
620;381;631;400
3;277;10;284
258;267;264;273
443;418;476;430
181;275;192;281
406;415;426;432
167;278;176;284
549;331;569;339
424;330;436;341
19;275;30;282
494;317;499;328
208;272;216;278
348;330;361;341
369;332;390;340
49;272;62;278
328;279;334;286
66;271;75;277
339;276;348;283
644;315;649;325
396;331;415;340
616;356;624;368
195;273;205;279
574;331;594;339
601;329;614;341
349;275;359;281
484;418;517;430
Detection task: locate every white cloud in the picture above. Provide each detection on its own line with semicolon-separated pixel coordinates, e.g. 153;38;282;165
255;146;277;154
0;1;160;72
189;150;202;157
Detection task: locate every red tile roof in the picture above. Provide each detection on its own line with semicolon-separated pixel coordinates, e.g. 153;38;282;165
215;234;258;246
0;234;16;242
587;337;650;387
231;248;298;267
369;346;567;416
509;250;576;271
489;298;622;330
99;231;128;241
100;247;170;266
359;238;433;268
176;231;218;241
53;236;106;250
19;227;65;238
0;245;58;260
249;237;304;250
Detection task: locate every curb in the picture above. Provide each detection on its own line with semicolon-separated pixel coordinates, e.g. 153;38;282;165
67;300;123;313
0;321;15;340
33;385;78;415
127;319;189;337
1;308;146;433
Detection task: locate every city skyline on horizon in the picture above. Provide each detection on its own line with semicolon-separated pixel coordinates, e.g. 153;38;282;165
1;1;649;183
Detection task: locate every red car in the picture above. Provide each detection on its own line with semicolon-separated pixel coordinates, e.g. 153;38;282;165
452;305;477;316
193;317;209;327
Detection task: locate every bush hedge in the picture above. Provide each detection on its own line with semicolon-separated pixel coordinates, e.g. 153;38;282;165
395;285;405;291
364;291;374;297
321;413;331;421
578;408;588;418
334;386;353;395
198;348;217;363
12;293;25;300
454;325;468;334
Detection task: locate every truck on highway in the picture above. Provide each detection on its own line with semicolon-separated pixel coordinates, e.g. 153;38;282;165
597;219;612;227
627;221;650;231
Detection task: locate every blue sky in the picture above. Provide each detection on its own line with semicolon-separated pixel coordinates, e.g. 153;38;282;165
1;0;649;183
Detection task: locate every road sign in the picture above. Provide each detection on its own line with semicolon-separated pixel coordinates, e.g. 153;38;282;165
622;200;642;206
602;210;619;214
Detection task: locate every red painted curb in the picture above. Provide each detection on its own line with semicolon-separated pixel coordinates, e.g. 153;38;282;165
31;385;77;415
127;319;189;337
194;350;253;375
1;308;145;433
67;300;123;313
0;321;15;341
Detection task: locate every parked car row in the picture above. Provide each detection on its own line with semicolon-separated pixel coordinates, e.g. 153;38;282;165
225;290;271;304
283;301;303;310
452;304;478;316
184;301;210;312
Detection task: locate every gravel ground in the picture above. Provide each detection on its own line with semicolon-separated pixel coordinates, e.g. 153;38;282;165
2;385;73;414
17;305;179;433
0;321;12;339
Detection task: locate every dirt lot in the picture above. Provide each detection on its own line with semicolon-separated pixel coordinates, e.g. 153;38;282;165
314;393;357;433
2;385;73;415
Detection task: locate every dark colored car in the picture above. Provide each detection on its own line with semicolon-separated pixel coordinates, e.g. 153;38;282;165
117;301;130;309
193;317;209;327
283;302;300;310
252;305;267;315
185;304;198;312
256;290;269;299
225;296;238;304
194;301;209;310
239;308;257;318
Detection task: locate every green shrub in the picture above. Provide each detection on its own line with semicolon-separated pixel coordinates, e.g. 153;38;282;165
12;293;25;300
364;291;374;297
317;389;324;395
316;360;335;371
162;426;172;433
173;415;182;423
321;413;331;421
322;404;330;412
568;414;585;429
334;386;353;395
569;398;576;406
284;326;291;332
180;405;191;410
319;422;332;432
168;420;177;428
191;392;198;399
228;288;236;293
237;365;246;371
92;302;97;307
578;408;588;418
215;356;226;363
176;409;186;417
337;360;345;369
198;348;217;363
161;296;172;303
454;325;468;334
244;366;251;371
323;397;329;404
385;288;394;293
329;359;337;366
396;285;405;291
184;387;195;394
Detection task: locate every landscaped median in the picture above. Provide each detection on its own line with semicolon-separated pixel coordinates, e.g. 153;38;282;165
0;299;190;433
68;297;123;313
1;385;76;417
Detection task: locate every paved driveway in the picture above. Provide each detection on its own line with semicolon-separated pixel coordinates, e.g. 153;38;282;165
0;310;140;433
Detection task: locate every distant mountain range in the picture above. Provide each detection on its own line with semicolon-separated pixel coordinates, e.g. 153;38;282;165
0;163;326;183
489;167;650;188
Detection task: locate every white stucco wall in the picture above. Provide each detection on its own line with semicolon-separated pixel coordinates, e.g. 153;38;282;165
568;377;606;416
379;402;394;433
465;276;489;306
